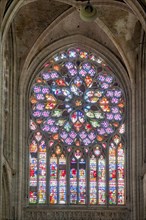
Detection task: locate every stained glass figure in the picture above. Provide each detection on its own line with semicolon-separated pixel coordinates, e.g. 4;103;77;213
79;158;86;204
98;156;106;204
29;47;126;206
59;154;66;204
117;143;125;204
90;155;97;204
50;154;57;204
109;143;116;204
29;140;38;203
38;149;46;203
70;157;77;204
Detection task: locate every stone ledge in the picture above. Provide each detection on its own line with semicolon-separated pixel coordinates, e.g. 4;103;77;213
23;208;130;220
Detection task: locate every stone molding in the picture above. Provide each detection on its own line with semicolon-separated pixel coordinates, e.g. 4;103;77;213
23;208;130;220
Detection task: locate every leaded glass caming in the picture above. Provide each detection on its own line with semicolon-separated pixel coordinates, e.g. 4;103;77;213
29;47;126;205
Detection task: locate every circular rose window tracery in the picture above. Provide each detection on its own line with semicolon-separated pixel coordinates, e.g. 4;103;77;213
29;48;126;205
30;49;125;147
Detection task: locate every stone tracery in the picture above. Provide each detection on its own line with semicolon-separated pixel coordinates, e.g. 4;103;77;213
29;47;126;206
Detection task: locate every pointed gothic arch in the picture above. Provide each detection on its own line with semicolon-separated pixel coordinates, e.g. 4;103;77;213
19;36;132;219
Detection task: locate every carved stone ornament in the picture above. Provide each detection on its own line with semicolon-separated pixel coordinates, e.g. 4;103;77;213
24;209;130;220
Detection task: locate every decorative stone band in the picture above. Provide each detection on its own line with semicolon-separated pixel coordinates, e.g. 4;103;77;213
24;208;130;220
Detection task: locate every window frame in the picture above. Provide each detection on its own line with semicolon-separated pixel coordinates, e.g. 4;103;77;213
27;46;128;207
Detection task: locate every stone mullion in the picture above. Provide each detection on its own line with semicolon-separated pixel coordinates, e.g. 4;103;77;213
141;33;146;220
0;28;14;220
8;26;14;165
6;27;18;220
57;155;59;204
134;31;144;220
10;24;19;220
140;33;146;220
142;34;146;163
3;40;10;160
77;158;79;205
46;142;50;205
67;153;71;205
106;139;109;207
0;30;4;220
37;144;39;204
116;142;118;205
144;38;146;220
86;153;89;205
96;155;98;206
125;75;131;214
134;62;139;220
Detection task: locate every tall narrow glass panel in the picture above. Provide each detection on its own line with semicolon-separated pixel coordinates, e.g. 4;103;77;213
50;154;57;204
109;143;116;204
117;143;125;204
98;155;106;204
38;141;46;203
59;154;66;204
79;158;86;204
29;140;38;203
90;155;97;204
70;157;77;204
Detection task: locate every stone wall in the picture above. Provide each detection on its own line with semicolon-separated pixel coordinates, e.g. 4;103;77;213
24;209;130;220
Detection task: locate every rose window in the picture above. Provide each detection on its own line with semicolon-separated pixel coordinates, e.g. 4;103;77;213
29;48;126;206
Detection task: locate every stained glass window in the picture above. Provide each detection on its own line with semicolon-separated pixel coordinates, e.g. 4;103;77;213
29;47;126;205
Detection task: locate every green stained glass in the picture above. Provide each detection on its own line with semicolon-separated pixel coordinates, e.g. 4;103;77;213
86;111;94;118
52;109;63;117
64;122;72;132
94;111;104;119
56;119;66;126
90;119;100;128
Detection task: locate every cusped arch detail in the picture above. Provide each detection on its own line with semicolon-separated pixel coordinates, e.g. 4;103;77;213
19;35;131;95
